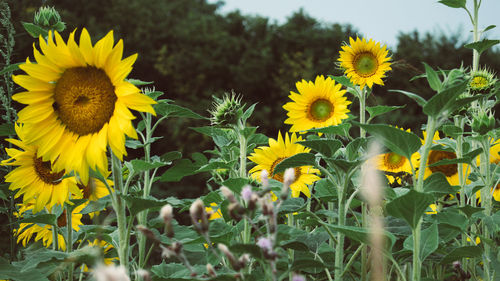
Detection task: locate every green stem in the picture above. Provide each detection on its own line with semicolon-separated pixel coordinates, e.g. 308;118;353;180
359;88;368;281
480;136;492;280
454;116;468;270
335;178;348;281
139;113;153;267
288;214;294;281
111;152;128;270
238;123;247;178
66;204;74;280
472;0;480;71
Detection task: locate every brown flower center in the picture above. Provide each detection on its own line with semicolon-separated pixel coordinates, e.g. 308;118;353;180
77;178;97;200
57;210;67;227
54;67;116;136
384;152;406;170
269;157;301;183
428;150;458;177
33;154;65;184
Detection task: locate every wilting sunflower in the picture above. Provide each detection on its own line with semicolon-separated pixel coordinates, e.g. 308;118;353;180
423;132;469;186
248;132;320;197
2;123;80;213
338;37;392;89
15;202;85;251
12;29;156;184
283;75;351;132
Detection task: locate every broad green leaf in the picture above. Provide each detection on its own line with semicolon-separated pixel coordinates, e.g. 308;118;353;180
438;0;466;8
241;103;256;123
160;158;202;182
230;244;264;260
154;102;206;119
278;198;305;214
464;39;500;55
222;177;251;194
128;159;168;174
22;22;48;38
355;123;421;160
403;223;439;261
307;123;351;137
279;240;309;251
121;195;184;216
20;247;68;272
160;151;182;163
423;81;467;118
314;178;337;199
386;189;435;229
435;210;468;231
126;79;153;86
0;123;15;136
423;63;442;91
440;246;482;264
389;89;427;107
325;223;396;249
366;105;406;120
441;124;463;138
15;214;57;226
273;153;316;174
345;137;367;161
457;205;484;218
483;25;496;32
191;126;235;147
290;258;325;273
0;256;51;281
423;173;457;195
0;63;21;75
145;91;164;100
329;75;355;88
325;158;363;173
80;195;111;214
297;139;342;158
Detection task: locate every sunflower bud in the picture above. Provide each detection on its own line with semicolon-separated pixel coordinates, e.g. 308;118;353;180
471;111;496;135
33;6;66;32
469;68;497;95
228;202;245;221
190;199;209;234
208;92;244;127
220;186;237;203
160;204;175;238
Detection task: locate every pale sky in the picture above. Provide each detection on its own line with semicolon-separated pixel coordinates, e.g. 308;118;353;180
210;0;500;49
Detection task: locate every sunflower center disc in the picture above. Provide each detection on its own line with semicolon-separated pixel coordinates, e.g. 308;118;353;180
33;155;65;185
354;52;378;77
54;67;117;136
428;150;458;177
384;152;406;169
470;76;488;89
309;99;334;121
270;157;301;183
57;210;67;227
77;179;96;199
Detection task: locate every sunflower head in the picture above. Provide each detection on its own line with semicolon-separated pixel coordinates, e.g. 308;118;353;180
338;37;392;89
283;75;351;132
468;68;497;95
208;92;244;127
248;131;320;197
13;29;156;184
33;6;65;32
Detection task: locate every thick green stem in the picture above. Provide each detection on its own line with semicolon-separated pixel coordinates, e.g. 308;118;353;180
335;180;347;281
472;0;480;72
238;123;247;178
454;116;469;269
66;204;74;280
288;214;294;281
111;152;128;270
359;88;368;281
138;113;152;267
480;136;492;280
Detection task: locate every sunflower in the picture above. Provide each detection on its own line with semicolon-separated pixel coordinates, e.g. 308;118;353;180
83;239;118;271
15;202;85;251
248;132;320;197
206;202;222;220
77;175;113;218
2;123;80;213
423;132;469;186
338;37;392;89
12;29;156;184
283;75;351;132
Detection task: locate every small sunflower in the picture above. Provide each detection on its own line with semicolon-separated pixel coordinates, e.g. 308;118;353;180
15;202;84;251
338;37;392;89
248;132;320;197
2;123;80;213
468;68;497;95
283;75;351;132
12;29;156;184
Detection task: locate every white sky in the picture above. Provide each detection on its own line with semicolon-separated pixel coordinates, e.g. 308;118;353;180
210;0;500;49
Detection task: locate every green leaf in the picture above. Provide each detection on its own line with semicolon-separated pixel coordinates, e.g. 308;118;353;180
80;195;111;214
389;89;427;107
423;173;457;195
423;81;468;118
22;22;48;38
355;123;421;160
404;223;439;261
457;205;484;218
329;75;355;88
196;161;233;172
160;157;204;182
155;102;206;119
241;103;256;123
128;159;168;174
441;124;463;138
14;214;57;225
423;62;441;91
230;244;264;260
297;139;342;158
440;246;482;264
345;137;367;161
366;105;406;120
126;79;153;86
278;198;305;214
290;258;325;273
0;256;51;281
160;151;182;163
325;224;396;249
21;247;68;272
435;210;468;231
273;153;316;174
222;178;251;194
307;123;351;137
0;123;15;136
483;25;496;32
386;189;435;229
438;0;466;8
0;63;21;75
121;195;184;216
464;39;500;55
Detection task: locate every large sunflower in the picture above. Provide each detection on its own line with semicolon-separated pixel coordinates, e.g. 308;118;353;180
338;37;392;89
283;75;351;132
2;123;80;213
15;202;84;251
12;29;156;184
248;132;320;197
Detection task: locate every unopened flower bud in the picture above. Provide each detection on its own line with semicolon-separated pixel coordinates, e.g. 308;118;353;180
471;111;496;135
190;199;209;233
260;170;269;188
248;193;259;211
160;204;173;223
136;225;157;242
206;263;217;277
228;202;245;221
218;243;240;270
33;6;66;32
220;186;237;203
